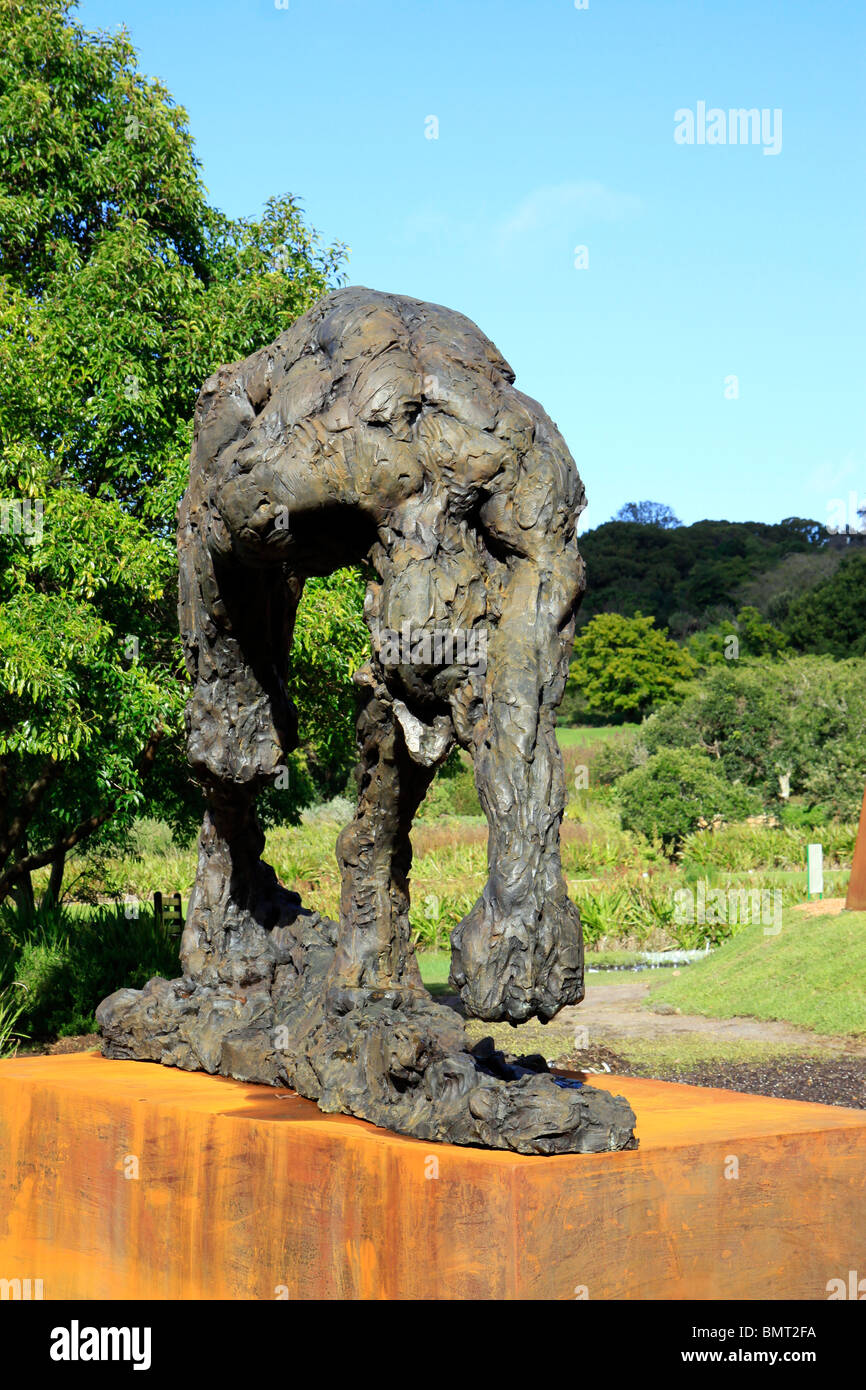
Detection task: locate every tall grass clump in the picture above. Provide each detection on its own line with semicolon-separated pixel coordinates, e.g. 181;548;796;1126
0;983;28;1058
0;903;180;1038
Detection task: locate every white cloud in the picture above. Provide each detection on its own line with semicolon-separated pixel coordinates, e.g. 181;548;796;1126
496;181;642;247
389;182;641;268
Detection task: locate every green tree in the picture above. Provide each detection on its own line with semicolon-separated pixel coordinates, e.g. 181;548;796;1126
276;568;371;812
782;552;866;657
782;656;866;820
0;0;348;904
577;516;828;630
613;500;681;528
636;656;866;819
616;747;760;851
734;606;788;657
567;612;697;723
642;663;790;801
686;606;788;666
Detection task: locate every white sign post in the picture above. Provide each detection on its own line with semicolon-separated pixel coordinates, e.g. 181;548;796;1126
807;843;824;899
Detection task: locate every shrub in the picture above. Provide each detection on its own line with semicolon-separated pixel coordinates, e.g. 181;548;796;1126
409;891;476;953
592;728;647;785
0;904;180;1038
677;819;856;875
0;983;27;1057
642;665;789;801
777;800;829;831
783;551;866;657
785;659;866;820
639;655;866;817
615;749;761;851
567;613;698;723
573;880;696;949
301;796;356;826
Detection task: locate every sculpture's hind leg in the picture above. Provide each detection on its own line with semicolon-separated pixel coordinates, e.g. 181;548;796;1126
328;662;452;1000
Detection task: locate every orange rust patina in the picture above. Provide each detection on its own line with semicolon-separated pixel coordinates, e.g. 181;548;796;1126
0;1053;864;1300
846;784;866;911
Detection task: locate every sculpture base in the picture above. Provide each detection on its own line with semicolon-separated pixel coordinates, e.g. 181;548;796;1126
97;916;637;1154
0;1053;863;1300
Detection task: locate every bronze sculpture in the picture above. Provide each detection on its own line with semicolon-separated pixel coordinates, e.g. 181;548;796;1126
98;287;637;1154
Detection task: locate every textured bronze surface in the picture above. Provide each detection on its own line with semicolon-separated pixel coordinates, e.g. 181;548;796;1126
98;288;636;1154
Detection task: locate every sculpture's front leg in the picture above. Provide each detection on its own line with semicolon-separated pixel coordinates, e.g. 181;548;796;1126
449;555;583;1023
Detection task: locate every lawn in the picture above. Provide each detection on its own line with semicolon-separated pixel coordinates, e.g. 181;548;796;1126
647;908;866;1037
556;725;625;748
418;949;452;995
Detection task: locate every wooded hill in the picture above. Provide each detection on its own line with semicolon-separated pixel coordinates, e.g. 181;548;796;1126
577;515;866;655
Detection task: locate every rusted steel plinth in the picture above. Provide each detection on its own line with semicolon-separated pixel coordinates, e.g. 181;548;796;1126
846;784;866;911
0;1053;863;1300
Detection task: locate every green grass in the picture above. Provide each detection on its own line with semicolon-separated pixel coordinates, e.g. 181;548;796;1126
0;903;180;1039
581;968;639;985
647;909;866;1037
417;949;452;994
0;983;28;1058
556;725;625;748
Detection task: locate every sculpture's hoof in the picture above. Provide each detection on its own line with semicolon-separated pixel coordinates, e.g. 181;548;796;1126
449;897;584;1023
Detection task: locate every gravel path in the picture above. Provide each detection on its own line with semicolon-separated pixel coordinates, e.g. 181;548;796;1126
557;1042;866;1110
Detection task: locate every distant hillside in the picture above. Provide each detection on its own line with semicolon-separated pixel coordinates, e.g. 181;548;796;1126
576;516;859;637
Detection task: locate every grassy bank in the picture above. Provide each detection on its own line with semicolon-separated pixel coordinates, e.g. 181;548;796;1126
647;908;866;1037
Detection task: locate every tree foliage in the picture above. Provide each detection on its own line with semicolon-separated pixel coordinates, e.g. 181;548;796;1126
637;657;866;820
685;606;788;666
567;612;697;723
257;568;371;824
616;747;760;851
0;0;348;902
781;552;866;658
612;500;681;528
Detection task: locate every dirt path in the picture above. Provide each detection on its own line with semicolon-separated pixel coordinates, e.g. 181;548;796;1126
556;979;866;1056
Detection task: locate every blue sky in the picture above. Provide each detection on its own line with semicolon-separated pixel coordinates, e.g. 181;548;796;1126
77;0;865;532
